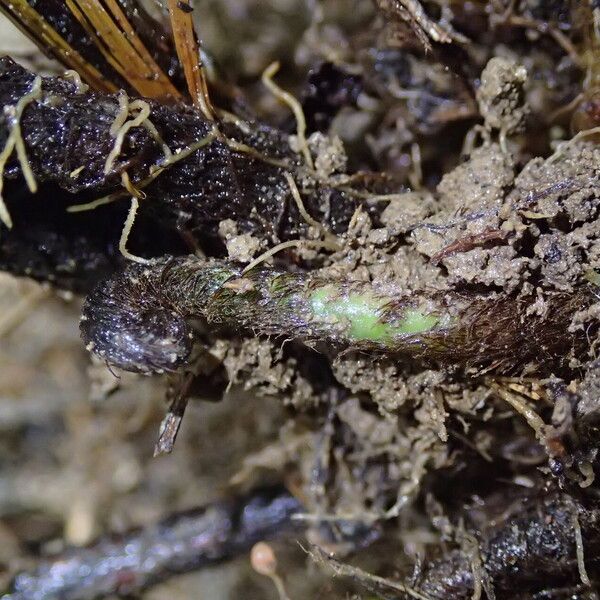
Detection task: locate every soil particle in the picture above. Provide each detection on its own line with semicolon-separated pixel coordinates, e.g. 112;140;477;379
508;144;600;227
413;372;448;441
369;246;441;293
443;245;529;291
476;57;529;134
535;232;585;290
436;143;515;215
411;143;524;290
409;140;600;296
504;142;600;298
336;397;397;445
568;301;600;363
331;354;410;413
380;191;436;236
219;219;264;263
320;199;440;294
220;338;317;410
577;361;600;423
444;384;492;416
308;132;348;178
331;351;488;426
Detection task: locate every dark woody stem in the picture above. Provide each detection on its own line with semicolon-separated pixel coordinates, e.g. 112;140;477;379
5;486;301;600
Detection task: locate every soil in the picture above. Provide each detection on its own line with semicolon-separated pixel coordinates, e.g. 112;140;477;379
1;1;600;599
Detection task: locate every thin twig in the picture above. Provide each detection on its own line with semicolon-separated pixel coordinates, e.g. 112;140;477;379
153;373;194;456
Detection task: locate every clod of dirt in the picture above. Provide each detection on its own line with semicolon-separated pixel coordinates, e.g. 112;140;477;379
220;338;318;410
476;56;529;134
380;191;435;236
534;232;585;290
411;142;526;291
219;219;264;263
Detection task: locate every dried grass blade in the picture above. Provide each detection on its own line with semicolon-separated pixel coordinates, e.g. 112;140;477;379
101;0;182;100
166;0;214;119
66;0;181;101
0;0;115;93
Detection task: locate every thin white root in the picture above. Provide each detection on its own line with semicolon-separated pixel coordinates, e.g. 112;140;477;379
573;508;591;587
283;171;340;248
283;171;322;231
148;128;217;179
0;136;16;228
68;129;217;214
104;96;152;175
13;78;42;195
141;119;172;163
493;384;546;442
67;193;121;214
547;126;600;164
262;61;313;169
272;574;290;600
120;171;145;199
0;75;43;229
109;90;130;137
119;197;152;264
241;239;333;275
223;136;291;169
62;69;89;94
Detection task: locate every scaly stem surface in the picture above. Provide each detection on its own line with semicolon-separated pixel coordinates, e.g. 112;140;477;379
81;256;593;374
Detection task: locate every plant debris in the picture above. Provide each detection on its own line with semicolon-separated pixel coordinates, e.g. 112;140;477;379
1;1;600;599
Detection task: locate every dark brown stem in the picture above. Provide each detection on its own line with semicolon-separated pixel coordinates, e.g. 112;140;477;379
0;58;356;243
419;492;600;599
4;486;302;600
